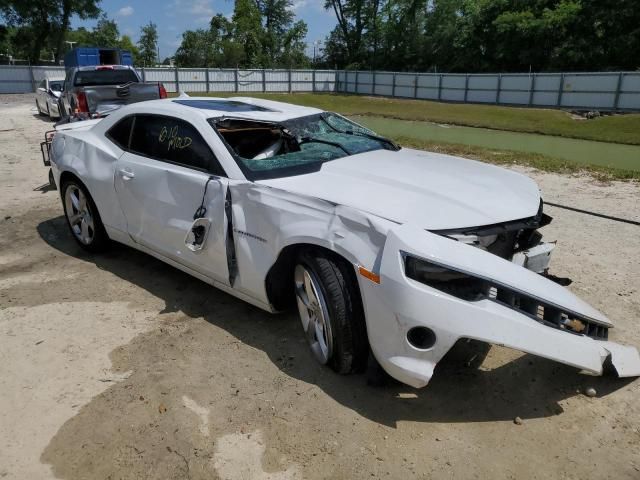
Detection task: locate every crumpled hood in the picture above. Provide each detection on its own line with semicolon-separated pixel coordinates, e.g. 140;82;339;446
258;147;541;230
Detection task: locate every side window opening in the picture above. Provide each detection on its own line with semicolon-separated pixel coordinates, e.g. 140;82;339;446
129;114;225;176
106;116;134;150
216;119;298;159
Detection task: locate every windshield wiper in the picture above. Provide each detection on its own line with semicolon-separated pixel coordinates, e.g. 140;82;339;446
298;136;350;155
319;113;399;150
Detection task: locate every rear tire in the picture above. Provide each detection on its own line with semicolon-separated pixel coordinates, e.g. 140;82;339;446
61;179;110;252
294;249;368;374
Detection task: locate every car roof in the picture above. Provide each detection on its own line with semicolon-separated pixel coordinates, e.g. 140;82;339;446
127;96;323;122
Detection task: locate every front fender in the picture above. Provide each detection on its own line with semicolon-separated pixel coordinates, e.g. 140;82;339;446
358;224;640;388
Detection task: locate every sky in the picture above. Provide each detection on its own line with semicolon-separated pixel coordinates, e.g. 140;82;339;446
71;0;338;60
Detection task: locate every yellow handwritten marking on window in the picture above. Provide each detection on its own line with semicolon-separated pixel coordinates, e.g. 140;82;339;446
159;126;192;151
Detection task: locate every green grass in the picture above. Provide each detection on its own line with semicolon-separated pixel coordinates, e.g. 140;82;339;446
196;92;640;146
394;137;640;181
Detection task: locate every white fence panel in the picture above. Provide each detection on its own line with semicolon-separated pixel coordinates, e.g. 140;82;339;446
563;73;619;92
500;90;530;105
500;75;530;90
32;66;65;81
237;70;262;92
440;75;466;101
315;71;335;92
208;70;235;92
534;74;562;91
0;65;32;93
562;92;616;109
619;74;640;109
467;89;496;103
468;75;498;90
1;65;639;111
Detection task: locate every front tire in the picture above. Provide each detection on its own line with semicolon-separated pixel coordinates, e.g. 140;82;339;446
61;179;109;252
294;249;368;374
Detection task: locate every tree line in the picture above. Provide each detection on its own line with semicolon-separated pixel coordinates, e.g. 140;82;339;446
1;0;639;72
322;0;640;72
174;0;308;68
0;0;159;66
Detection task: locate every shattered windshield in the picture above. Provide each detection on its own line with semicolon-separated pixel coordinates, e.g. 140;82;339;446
210;112;399;180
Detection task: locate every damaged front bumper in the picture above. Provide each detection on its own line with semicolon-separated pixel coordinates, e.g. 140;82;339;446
358;224;640;388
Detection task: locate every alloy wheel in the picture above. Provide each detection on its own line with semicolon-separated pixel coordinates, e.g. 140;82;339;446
64;185;95;245
294;264;333;364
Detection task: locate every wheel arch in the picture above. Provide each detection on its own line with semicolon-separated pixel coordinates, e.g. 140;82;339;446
59;170;87;196
58;170;107;226
265;242;362;312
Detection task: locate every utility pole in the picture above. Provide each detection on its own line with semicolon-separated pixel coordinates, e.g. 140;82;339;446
312;40;322;67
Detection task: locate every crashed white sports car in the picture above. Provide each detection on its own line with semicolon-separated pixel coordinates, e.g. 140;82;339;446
48;96;640;388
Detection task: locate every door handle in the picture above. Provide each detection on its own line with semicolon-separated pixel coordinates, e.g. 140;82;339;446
118;168;135;179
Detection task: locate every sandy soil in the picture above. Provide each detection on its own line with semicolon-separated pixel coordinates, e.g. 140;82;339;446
1;94;639;480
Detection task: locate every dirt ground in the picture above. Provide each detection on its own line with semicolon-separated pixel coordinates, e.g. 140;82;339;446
1;94;639;480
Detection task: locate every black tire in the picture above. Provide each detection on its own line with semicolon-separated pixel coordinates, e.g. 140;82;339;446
61;179;110;253
295;249;368;374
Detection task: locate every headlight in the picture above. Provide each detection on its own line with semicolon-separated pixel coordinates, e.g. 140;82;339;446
404;254;490;301
402;252;609;340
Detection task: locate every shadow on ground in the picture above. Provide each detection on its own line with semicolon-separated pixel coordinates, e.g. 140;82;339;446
32;111;57;123
34;214;635;428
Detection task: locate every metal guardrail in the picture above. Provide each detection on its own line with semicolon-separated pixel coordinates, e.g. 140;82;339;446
2;65;639;111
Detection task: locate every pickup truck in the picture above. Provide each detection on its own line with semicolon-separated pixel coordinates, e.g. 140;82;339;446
59;65;167;119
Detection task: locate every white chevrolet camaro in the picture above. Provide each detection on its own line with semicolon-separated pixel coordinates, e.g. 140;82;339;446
48;96;640;388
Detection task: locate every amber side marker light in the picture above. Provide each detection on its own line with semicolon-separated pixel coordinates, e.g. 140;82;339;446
358;266;381;284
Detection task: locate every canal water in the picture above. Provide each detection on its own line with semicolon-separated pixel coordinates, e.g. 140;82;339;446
355;116;640;171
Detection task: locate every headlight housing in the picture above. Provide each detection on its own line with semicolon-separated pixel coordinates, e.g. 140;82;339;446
404;254;490;302
402;252;609;340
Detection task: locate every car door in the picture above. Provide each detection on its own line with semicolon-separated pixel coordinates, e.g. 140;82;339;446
112;114;230;284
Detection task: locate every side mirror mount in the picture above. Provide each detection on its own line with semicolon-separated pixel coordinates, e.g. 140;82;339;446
185;217;211;252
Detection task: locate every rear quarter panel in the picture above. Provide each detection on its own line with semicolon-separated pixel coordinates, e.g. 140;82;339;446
54;128;126;233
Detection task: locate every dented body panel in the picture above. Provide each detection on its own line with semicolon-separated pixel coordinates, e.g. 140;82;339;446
49;97;640;388
363;224;637;387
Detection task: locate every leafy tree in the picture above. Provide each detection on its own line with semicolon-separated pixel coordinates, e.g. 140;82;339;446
91;14;119;47
118;34;140;64
65;26;93;46
174;29;215;67
324;0;377;67
175;0;309;68
53;0;100;62
232;0;262;66
138;21;158;66
0;0;57;62
256;0;307;67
